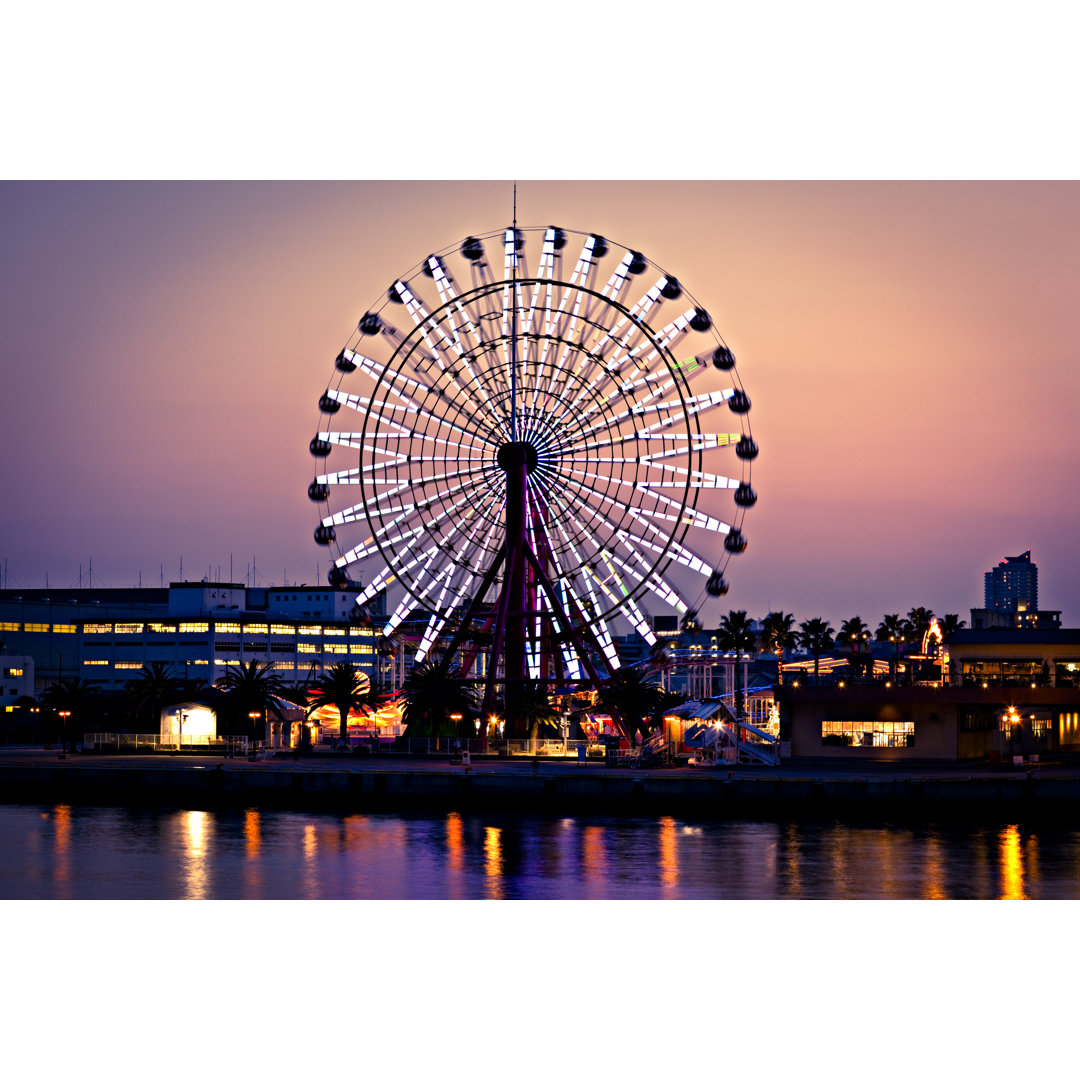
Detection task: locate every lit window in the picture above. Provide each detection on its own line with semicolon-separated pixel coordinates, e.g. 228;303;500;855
298;625;322;636
52;624;76;634
0;623;18;632
350;644;374;654
270;624;295;636
179;622;210;633
83;623;113;634
349;627;374;638
821;721;914;748
244;624;268;635
215;622;241;634
4;667;25;676
271;662;295;671
323;627;346;637
115;661;144;670
298;643;320;654
82;660;109;667
325;643;348;654
214;659;241;666
23;623;50;633
148;623;175;634
115;623;144;634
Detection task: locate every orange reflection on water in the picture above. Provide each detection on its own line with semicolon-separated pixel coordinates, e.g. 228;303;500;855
446;813;464;874
658;816;678;890
244;809;261;858
999;825;1026;900
53;804;72;894
184;811;210;899
484;826;503;899
921;835;947;899
582;825;607;883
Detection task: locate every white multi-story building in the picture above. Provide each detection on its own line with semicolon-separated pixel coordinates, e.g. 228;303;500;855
0;583;383;693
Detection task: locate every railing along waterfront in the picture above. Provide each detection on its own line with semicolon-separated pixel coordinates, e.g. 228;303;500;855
84;733;251;753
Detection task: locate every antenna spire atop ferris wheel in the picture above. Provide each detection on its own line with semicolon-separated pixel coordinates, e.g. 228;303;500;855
510;181;519;442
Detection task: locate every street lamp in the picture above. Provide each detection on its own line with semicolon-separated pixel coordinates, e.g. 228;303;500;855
58;710;71;758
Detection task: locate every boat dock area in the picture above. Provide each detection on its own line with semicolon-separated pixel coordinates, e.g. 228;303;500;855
3;748;1080;820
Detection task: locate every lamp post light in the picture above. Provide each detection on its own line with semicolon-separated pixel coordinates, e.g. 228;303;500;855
178;709;189;751
249;710;261;751
58;710;71;758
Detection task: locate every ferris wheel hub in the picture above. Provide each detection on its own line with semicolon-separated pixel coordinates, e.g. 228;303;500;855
496;440;539;475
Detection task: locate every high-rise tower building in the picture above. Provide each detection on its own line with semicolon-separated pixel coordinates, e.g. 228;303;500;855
984;550;1039;613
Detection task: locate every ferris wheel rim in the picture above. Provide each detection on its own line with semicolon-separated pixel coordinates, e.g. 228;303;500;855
311;223;755;657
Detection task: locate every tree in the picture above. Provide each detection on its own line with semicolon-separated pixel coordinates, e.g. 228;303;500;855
837;616;871;678
716;610;757;719
760;611;797;685
595;666;664;744
401;660;477;742
306;663;378;747
506;681;561;750
876;614;908;682
906;607;936;644
938;613;967;640
124;662;184;731
797;618;834;684
42;677;100;752
217;659;289;740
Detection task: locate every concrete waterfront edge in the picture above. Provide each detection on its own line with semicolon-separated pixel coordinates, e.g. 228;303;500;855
4;761;1080;821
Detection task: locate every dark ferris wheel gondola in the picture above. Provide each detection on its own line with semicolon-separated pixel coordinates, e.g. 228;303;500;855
309;224;756;707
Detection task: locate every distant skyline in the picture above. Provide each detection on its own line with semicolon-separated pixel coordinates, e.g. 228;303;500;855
2;181;1078;628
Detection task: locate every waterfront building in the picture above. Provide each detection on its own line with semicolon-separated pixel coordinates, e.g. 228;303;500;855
0;583;383;694
778;627;1080;760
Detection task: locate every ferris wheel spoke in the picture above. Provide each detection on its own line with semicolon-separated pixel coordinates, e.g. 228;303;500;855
392;280;515;441
414;514;503;662
566;387;734;448
339;348;495;439
529;477;656;648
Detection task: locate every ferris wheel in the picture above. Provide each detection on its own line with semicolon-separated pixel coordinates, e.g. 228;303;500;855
309;223;757;707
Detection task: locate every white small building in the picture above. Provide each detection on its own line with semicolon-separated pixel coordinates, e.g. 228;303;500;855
160;700;218;745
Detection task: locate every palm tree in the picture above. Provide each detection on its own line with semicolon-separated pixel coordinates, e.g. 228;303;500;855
760;611;797;686
837;616;870;679
401;660;477;743
306;663;379;747
938;613;967;640
715;610;757;719
124;662;184;731
876;614;907;681
797;618;834;684
507;681;561;750
217;659;289;740
42;677;100;752
595;666;664;745
906;607;935;645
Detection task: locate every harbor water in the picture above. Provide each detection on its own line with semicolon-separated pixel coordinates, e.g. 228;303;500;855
3;801;1080;899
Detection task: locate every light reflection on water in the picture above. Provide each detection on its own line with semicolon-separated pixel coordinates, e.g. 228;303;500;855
4;803;1080;899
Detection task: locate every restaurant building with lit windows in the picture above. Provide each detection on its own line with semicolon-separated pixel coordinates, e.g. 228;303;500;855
777;629;1080;761
0;582;382;694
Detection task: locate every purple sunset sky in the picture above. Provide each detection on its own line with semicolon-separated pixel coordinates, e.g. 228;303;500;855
2;180;1078;628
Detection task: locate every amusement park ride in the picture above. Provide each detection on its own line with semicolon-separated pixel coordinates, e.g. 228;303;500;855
309;205;756;738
